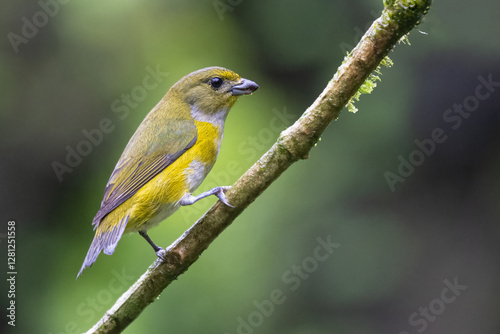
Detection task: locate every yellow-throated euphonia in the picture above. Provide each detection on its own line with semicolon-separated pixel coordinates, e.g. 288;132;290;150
77;67;258;277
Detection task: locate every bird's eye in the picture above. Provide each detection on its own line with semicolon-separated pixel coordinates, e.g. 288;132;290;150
210;77;223;89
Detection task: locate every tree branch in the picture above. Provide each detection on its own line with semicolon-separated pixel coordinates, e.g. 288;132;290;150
85;1;432;332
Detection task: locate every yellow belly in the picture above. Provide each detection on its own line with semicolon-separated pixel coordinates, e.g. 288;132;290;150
98;120;223;235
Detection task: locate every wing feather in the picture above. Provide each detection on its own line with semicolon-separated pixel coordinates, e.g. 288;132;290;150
92;119;197;227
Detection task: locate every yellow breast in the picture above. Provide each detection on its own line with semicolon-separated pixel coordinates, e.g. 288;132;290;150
122;120;223;232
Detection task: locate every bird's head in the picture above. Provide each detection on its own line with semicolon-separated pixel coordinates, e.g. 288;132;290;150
171;67;259;122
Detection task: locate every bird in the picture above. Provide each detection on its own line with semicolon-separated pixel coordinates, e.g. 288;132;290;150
77;67;258;277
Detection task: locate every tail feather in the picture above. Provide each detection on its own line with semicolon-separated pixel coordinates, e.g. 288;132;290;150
77;215;129;278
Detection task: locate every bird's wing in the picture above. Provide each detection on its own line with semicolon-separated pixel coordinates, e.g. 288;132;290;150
92;119;197;227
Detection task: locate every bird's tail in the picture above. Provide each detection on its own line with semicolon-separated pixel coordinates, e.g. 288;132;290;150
77;215;129;278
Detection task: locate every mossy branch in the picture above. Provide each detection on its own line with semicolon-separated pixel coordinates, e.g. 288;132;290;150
85;1;431;333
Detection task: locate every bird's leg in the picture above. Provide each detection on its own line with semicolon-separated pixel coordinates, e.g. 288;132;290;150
139;231;165;257
179;186;234;208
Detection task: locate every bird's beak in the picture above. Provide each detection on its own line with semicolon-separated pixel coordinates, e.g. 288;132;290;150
230;78;259;96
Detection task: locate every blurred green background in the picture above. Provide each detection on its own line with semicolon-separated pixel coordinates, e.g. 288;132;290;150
2;0;500;333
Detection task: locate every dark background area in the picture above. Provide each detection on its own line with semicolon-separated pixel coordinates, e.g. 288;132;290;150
1;0;499;333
